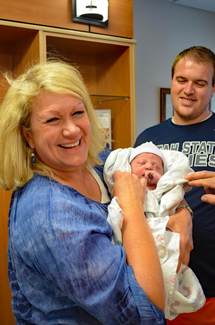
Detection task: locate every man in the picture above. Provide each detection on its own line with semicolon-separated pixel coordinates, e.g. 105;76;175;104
135;46;215;325
186;170;215;205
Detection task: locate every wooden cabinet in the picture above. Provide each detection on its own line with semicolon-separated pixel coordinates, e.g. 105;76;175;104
0;19;136;324
0;26;43;324
0;20;136;149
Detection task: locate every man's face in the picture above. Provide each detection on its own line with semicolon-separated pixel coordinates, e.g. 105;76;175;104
171;57;215;125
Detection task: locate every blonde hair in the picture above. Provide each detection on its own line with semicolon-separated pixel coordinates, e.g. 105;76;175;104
0;60;107;190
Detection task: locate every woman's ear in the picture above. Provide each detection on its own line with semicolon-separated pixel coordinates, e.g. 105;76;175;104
20;125;34;149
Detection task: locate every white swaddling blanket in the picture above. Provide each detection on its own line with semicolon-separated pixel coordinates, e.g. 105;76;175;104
104;147;205;320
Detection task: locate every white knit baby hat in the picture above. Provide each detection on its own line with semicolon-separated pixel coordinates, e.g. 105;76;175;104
129;142;166;170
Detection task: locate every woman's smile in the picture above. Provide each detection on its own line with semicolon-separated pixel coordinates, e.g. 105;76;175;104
59;139;80;149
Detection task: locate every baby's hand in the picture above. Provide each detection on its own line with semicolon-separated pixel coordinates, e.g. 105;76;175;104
144;170;161;185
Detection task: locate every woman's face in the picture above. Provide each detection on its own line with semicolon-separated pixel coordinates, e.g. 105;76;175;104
22;92;91;173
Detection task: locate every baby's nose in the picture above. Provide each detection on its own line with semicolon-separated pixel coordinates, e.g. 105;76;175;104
145;163;153;170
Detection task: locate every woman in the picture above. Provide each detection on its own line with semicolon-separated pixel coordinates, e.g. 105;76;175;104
0;60;190;324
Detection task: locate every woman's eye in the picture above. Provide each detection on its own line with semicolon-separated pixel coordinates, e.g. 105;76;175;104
73;110;84;116
46;117;59;123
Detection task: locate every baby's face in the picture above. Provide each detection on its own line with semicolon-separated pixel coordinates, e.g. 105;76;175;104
131;153;164;190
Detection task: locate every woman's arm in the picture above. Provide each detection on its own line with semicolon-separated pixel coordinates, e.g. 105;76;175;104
112;170;165;311
185;170;215;205
18;175;165;324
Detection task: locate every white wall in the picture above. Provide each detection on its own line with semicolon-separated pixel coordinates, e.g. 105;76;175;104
133;0;215;138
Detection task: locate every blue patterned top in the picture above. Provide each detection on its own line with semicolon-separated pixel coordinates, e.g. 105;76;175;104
8;150;165;325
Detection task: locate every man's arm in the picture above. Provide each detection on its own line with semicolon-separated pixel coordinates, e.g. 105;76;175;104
166;200;193;272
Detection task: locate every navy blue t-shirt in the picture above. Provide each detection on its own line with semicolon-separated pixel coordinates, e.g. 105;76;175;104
135;114;215;297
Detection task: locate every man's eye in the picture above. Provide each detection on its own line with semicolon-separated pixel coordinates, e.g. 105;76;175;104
196;82;206;87
178;79;186;83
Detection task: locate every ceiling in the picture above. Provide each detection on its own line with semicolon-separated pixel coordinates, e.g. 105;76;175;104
160;0;215;13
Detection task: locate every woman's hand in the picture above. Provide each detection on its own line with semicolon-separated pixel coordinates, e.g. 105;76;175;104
167;202;193;272
185;171;215;205
112;170;146;211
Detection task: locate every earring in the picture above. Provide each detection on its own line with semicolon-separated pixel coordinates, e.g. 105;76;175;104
31;151;36;165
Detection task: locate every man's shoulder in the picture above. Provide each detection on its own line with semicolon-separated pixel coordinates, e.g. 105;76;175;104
134;119;171;147
207;112;215;122
146;119;170;132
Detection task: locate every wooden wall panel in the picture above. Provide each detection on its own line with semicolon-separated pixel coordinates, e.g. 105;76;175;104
0;0;133;38
0;189;15;325
91;0;133;38
0;0;88;32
